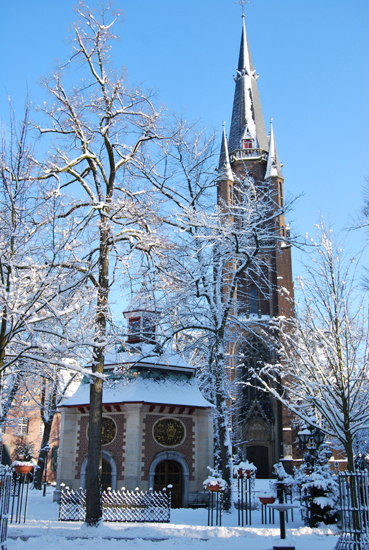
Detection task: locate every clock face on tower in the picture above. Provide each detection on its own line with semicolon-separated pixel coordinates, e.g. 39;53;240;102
153;418;185;447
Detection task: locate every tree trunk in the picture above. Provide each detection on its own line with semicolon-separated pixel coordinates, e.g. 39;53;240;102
345;435;355;473
34;420;53;490
215;390;232;510
213;343;233;510
0;371;21;424
85;374;103;524
85;224;109;526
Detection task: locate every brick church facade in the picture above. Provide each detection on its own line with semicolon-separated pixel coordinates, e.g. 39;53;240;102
218;13;297;477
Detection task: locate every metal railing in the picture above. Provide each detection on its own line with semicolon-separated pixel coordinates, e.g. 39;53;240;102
0;469;12;550
336;472;369;550
59;484;171;523
230;148;266;161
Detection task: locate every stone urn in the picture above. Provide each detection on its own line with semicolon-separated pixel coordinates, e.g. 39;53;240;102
259;496;276;505
14;464;33;474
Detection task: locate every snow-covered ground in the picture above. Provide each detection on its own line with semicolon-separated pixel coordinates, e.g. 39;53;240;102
8;481;340;550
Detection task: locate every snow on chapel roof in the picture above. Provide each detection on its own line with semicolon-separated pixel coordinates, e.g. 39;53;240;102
61;344;212;409
61;376;212;409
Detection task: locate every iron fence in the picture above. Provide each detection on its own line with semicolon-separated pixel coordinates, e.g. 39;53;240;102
207;489;222;526
10;472;32;524
336;471;369;550
237;475;252;526
0;468;13;550
59;484;171;522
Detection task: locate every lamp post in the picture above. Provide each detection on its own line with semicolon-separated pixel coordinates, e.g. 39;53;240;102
43;444;51;497
313;427;325;448
297;426;327;455
297;428;312;451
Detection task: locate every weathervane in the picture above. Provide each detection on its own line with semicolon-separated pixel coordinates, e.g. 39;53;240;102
235;0;250;17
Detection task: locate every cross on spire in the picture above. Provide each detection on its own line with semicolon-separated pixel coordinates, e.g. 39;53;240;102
235;0;250;17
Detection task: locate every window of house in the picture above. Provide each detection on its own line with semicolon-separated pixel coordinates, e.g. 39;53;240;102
17;417;29;436
143;317;155;342
128;317;141;342
0;444;11;466
39;422;45;437
243;140;252;149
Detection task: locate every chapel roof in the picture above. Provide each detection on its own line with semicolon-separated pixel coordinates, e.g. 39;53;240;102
60;344;212;409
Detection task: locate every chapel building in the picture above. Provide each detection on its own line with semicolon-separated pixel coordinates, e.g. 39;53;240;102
56;310;213;507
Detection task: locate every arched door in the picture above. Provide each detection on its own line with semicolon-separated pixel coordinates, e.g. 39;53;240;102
247;446;269;478
154;460;182;508
101;459;112;492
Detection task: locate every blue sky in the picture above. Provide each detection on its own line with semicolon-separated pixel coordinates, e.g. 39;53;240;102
1;0;369;278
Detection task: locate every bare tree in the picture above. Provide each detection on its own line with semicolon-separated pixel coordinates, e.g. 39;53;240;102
35;2;163;524
242;221;369;472
138;121;287;507
0;104;94;429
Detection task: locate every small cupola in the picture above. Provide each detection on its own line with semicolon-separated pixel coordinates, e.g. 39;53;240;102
123;309;156;344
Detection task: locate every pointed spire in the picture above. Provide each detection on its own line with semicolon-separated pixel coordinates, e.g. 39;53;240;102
228;15;268;154
265;118;283;179
218;122;234;182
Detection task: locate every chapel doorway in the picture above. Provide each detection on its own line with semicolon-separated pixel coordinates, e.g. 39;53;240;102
154;460;182;508
101;459;112;492
247;446;269;478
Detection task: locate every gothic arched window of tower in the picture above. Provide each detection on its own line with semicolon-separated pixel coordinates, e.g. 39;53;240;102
239;336;274;424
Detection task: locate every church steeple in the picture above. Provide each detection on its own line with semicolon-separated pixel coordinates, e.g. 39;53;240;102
265;119;283;179
228;15;268;155
218;122;234;183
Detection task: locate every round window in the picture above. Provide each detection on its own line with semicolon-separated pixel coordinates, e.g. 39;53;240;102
87;417;116;446
153;418;185;447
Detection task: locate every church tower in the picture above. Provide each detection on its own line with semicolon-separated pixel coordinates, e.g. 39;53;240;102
218;13;294;477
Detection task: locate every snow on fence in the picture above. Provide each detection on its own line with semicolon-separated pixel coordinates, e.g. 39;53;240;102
59;484;171;523
336;471;369;550
0;469;13;550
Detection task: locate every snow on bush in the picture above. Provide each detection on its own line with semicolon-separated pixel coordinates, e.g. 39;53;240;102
271;462;294;486
232;460;257;478
203;467;227;490
294;448;339;527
